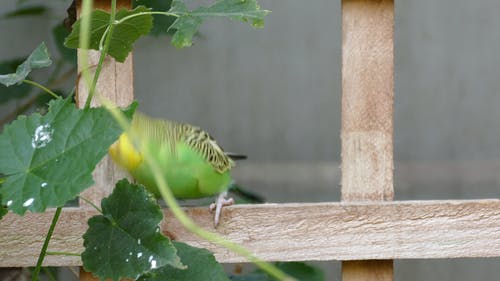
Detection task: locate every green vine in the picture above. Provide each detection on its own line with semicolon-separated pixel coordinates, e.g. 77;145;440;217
85;0;117;109
0;1;324;280
101;98;294;281
32;207;62;281
22;79;59;99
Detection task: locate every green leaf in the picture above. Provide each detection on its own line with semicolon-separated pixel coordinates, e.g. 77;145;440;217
134;0;176;36
0;97;136;215
53;24;77;65
82;179;183;281
138;241;229;281
168;0;269;48
0;193;7;220
64;6;153;62
35;89;65;109
272;262;324;281
229;273;268;281
0;58;32;103
3;5;47;18
230;262;324;281
0;42;52;87
192;0;268;27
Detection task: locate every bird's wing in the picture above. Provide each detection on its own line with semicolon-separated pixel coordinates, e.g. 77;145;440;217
131;112;234;174
181;125;235;173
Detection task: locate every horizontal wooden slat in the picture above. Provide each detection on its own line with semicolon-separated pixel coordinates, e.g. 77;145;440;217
1;199;500;267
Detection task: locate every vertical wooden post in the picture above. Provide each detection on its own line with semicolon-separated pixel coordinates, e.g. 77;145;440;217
341;0;394;280
76;1;133;279
76;0;134;207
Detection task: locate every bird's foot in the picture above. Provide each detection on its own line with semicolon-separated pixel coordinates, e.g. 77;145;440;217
209;191;234;227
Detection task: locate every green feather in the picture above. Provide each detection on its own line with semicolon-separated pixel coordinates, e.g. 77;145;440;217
110;113;234;199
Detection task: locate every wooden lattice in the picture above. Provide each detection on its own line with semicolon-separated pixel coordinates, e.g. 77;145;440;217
1;1;499;281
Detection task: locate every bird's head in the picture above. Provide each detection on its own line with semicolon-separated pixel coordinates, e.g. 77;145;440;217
109;133;143;172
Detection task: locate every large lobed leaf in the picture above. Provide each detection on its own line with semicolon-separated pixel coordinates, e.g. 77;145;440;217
272;262;324;281
168;0;270;48
0;97;136;215
64;6;153;62
0;58;32;104
134;0;176;36
53;24;77;65
0;42;52;87
82;179;183;281
138;241;229;281
167;1;202;48
64;0;269;54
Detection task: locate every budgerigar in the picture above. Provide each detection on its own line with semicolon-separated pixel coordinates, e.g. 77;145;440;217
109;112;243;226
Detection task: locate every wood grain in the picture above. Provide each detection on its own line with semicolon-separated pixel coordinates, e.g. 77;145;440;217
75;0;134;207
75;1;133;280
342;261;393;281
1;199;500;267
341;0;394;202
341;0;394;279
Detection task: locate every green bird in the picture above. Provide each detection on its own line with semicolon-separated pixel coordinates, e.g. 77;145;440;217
109;112;243;226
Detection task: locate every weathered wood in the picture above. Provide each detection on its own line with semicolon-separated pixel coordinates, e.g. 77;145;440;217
341;0;394;201
341;0;394;279
1;199;500;267
75;1;133;280
342;261;393;281
76;0;134;208
79;268;97;281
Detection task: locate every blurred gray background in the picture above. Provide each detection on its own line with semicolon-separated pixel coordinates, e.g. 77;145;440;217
1;0;499;280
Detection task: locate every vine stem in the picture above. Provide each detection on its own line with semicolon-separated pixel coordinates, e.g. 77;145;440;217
77;0;292;279
115;11;178;24
30;0;96;280
85;5;178;108
79;0;94;110
84;0;118;109
42;267;57;281
22;79;59;99
147;154;295;281
31;207;62;281
79;195;102;213
100;99;296;281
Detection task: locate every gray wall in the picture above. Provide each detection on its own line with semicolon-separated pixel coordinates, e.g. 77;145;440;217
134;1;342;163
1;0;500;280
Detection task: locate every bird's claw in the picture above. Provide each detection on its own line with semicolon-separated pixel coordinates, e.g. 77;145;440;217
209;191;234;227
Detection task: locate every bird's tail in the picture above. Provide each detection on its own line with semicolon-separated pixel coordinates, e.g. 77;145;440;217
226;152;247;160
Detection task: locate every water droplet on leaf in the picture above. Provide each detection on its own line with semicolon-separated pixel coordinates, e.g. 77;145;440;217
31;124;54;149
150;259;157;269
23;198;34;207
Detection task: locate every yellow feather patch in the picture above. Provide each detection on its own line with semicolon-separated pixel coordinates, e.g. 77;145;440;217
109;134;143;171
